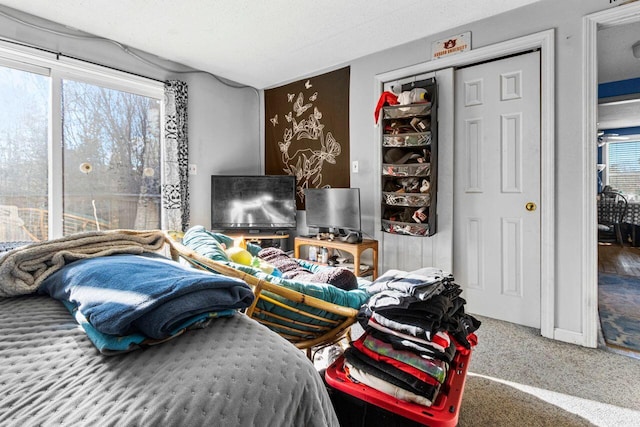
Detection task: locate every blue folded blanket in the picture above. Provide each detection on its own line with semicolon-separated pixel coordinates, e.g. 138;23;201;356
38;253;255;340
62;300;236;354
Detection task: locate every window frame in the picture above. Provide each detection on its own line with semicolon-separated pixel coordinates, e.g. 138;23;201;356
604;136;640;202
0;40;165;239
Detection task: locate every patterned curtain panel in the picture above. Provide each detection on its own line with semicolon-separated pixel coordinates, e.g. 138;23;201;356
163;80;190;232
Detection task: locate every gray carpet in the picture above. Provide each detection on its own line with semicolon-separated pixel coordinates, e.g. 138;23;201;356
459;316;640;426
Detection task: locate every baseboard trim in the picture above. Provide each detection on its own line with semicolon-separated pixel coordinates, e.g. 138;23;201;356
553;328;594;348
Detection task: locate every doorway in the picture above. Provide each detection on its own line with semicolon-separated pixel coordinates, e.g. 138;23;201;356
585;3;640;354
597;21;640;356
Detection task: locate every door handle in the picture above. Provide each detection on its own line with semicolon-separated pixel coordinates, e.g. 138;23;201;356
525;202;537;212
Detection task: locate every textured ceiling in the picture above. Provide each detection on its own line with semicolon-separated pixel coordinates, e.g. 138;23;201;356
0;0;541;88
598;20;640;84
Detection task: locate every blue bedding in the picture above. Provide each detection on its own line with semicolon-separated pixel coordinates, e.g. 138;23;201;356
38;252;255;344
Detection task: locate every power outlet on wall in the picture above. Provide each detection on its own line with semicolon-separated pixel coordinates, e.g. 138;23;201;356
188;164;197;175
352;160;359;174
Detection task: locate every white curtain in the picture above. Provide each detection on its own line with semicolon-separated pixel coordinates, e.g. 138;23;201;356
162;80;190;232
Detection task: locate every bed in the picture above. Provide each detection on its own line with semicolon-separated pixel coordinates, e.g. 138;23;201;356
0;232;339;427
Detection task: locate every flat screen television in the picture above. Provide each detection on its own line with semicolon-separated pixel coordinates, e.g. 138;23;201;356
211;175;297;234
304;188;361;240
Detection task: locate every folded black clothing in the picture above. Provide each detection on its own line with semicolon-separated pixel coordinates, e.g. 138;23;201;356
378;294;453;319
357;304;372;330
360;302;450;346
443;311;481;349
368;329;456;364
446;296;466;318
439;285;463;303
372;310;440;339
258;247;358;291
375;307;442;323
344;346;440;401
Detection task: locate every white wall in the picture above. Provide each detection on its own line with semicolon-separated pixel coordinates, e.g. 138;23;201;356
342;0;614;339
182;72;260;228
262;0;615;340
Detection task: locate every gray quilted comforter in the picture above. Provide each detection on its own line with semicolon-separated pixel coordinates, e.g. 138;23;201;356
0;295;339;427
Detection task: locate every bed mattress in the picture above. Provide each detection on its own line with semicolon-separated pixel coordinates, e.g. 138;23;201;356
0;295;338;427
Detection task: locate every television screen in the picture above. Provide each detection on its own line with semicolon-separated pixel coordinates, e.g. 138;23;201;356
304;188;361;235
211;175;296;233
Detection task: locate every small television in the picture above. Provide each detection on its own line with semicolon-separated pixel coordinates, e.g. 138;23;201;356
211;175;297;234
304;188;362;241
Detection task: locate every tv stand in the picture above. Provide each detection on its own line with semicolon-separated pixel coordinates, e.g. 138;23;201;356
225;232;289;250
294;236;378;279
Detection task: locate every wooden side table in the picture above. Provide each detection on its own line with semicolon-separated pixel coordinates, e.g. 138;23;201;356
294;236;379;280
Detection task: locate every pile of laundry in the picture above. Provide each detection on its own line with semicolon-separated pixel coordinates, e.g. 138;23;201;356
341;267;480;407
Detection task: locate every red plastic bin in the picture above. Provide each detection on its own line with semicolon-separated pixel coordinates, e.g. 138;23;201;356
325;349;472;427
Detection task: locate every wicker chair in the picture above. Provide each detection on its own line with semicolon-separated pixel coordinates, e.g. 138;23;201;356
166;235;361;353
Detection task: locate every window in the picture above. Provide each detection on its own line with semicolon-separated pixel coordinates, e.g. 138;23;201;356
0;63;49;242
62;80;162;234
0;44;164;242
606;138;640;202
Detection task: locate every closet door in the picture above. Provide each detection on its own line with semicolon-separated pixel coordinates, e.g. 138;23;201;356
453;51;541;328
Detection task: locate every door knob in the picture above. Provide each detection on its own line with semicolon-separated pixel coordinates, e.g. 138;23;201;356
525;202;537;212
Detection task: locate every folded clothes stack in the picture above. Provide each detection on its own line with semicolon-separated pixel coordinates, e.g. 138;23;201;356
341;268;480;407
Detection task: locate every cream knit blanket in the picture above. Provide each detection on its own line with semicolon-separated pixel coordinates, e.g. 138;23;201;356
0;230;167;297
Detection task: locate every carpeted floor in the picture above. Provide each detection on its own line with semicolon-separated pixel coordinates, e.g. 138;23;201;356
459;315;640;426
598;273;640;353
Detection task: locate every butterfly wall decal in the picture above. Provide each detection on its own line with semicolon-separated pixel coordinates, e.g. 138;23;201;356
293;92;312;117
305;80;312;89
287;93;295;102
309;92;318;101
270;115;278;126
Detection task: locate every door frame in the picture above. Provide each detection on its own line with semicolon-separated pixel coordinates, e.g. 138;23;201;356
583;4;640;348
453;50;542;328
375;29;555;340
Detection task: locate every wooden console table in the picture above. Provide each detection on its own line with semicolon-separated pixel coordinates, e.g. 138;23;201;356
294;236;379;280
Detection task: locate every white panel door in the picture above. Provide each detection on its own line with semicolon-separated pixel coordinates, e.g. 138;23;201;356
453;51;541;328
